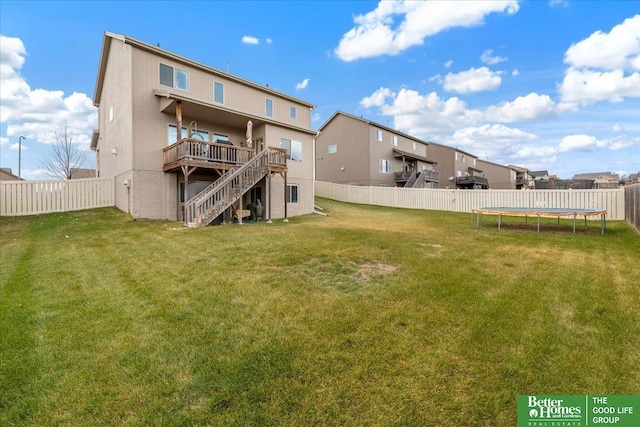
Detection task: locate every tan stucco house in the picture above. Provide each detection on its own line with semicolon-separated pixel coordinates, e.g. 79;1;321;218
92;32;316;226
315;111;439;188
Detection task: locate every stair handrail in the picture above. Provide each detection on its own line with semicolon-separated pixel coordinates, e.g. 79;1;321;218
185;147;276;226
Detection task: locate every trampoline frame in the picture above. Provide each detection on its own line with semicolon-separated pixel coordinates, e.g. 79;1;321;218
471;207;607;234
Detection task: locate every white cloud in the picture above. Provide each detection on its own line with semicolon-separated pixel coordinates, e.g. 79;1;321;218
444;60;453;68
558;134;606;152
549;0;569;8
241;36;260;45
612;123;624;132
0;136;8;147
608;135;640;151
560;15;640;106
564;15;640;71
334;0;519;61
295;78;310;90
362;87;557;139
480;49;507;65
559;67;640;105
0;34;97;146
512;69;519;77
8;142;26;150
442;67;502;94
360;87;395;108
312;112;321;123
485;93;556;122
266;38;273;44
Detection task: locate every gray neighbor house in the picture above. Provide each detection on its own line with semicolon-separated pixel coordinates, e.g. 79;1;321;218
315;111;517;190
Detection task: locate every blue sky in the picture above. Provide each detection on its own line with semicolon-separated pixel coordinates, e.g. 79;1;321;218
1;0;639;180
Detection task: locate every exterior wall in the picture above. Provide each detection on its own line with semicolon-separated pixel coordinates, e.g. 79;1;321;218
477;159;516;189
95;34;315;222
425;143;456;188
316;114;371;185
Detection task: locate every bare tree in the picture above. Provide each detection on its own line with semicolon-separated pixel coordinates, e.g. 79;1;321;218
40;123;88;179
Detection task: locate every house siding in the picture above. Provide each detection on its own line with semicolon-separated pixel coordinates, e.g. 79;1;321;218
94;32;314;222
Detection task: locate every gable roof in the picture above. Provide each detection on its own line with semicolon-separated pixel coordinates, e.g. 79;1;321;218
318;111;429;147
94;32;315;109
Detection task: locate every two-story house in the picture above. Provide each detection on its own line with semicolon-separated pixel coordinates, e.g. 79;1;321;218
91;32;316;226
315;112;439;188
424;141;489;189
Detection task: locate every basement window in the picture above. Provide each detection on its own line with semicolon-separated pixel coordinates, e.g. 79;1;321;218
286;184;299;203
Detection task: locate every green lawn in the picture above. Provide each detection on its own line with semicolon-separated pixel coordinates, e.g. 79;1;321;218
1;199;639;426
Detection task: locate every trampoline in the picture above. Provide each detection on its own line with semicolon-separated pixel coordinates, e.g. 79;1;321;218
472;207;607;234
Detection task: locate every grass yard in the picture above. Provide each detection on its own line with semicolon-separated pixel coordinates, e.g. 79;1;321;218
1;198;639;426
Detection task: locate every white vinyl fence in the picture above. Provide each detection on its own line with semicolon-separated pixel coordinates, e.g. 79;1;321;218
1;178;115;216
315;181;626;220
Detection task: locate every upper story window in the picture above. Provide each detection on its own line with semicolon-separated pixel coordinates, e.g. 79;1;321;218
214;81;224;104
473;158;476;166
290;106;297;119
375;129;383;142
328;144;337;154
413;142;417;150
379;159;391;174
159;63;189;91
391;135;398;146
266;98;273;118
462;154;466;163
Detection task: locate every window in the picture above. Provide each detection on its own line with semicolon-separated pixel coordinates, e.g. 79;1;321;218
213;133;229;143
473;158;476;166
190;129;209;141
379;159;391;174
280;138;302;161
290;106;297;118
391;135;398;146
109;106;113;123
168;124;188;145
462;154;466;163
266;98;273;117
375;129;383;141
286;184;299;203
455;152;458;161
328;144;337;154
214;81;224;104
159;63;189;91
413;142;416;150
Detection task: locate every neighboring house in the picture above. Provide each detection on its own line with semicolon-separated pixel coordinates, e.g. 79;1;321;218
0;168;21;181
509;165;534;189
573;172;619;189
92;32;316;226
315;111;438;188
476;159;517;189
70;168;97;179
625;172;640;185
422;141;488;189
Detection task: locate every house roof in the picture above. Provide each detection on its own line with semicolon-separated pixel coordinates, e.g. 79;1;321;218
0;167;22;181
318;111;430;147
94;32;315;110
572;172;618;180
530;170;549;177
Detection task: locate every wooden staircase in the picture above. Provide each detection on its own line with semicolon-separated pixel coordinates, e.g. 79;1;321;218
184;148;277;227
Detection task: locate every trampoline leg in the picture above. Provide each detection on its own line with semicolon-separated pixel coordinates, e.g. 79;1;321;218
537;215;540;233
601;214;605;234
477;212;481;228
573;214;576;233
498;214;502;231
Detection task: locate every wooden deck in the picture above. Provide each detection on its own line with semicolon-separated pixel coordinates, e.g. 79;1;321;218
163;139;287;173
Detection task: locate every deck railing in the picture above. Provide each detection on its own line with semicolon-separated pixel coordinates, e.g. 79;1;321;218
163;139;254;167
